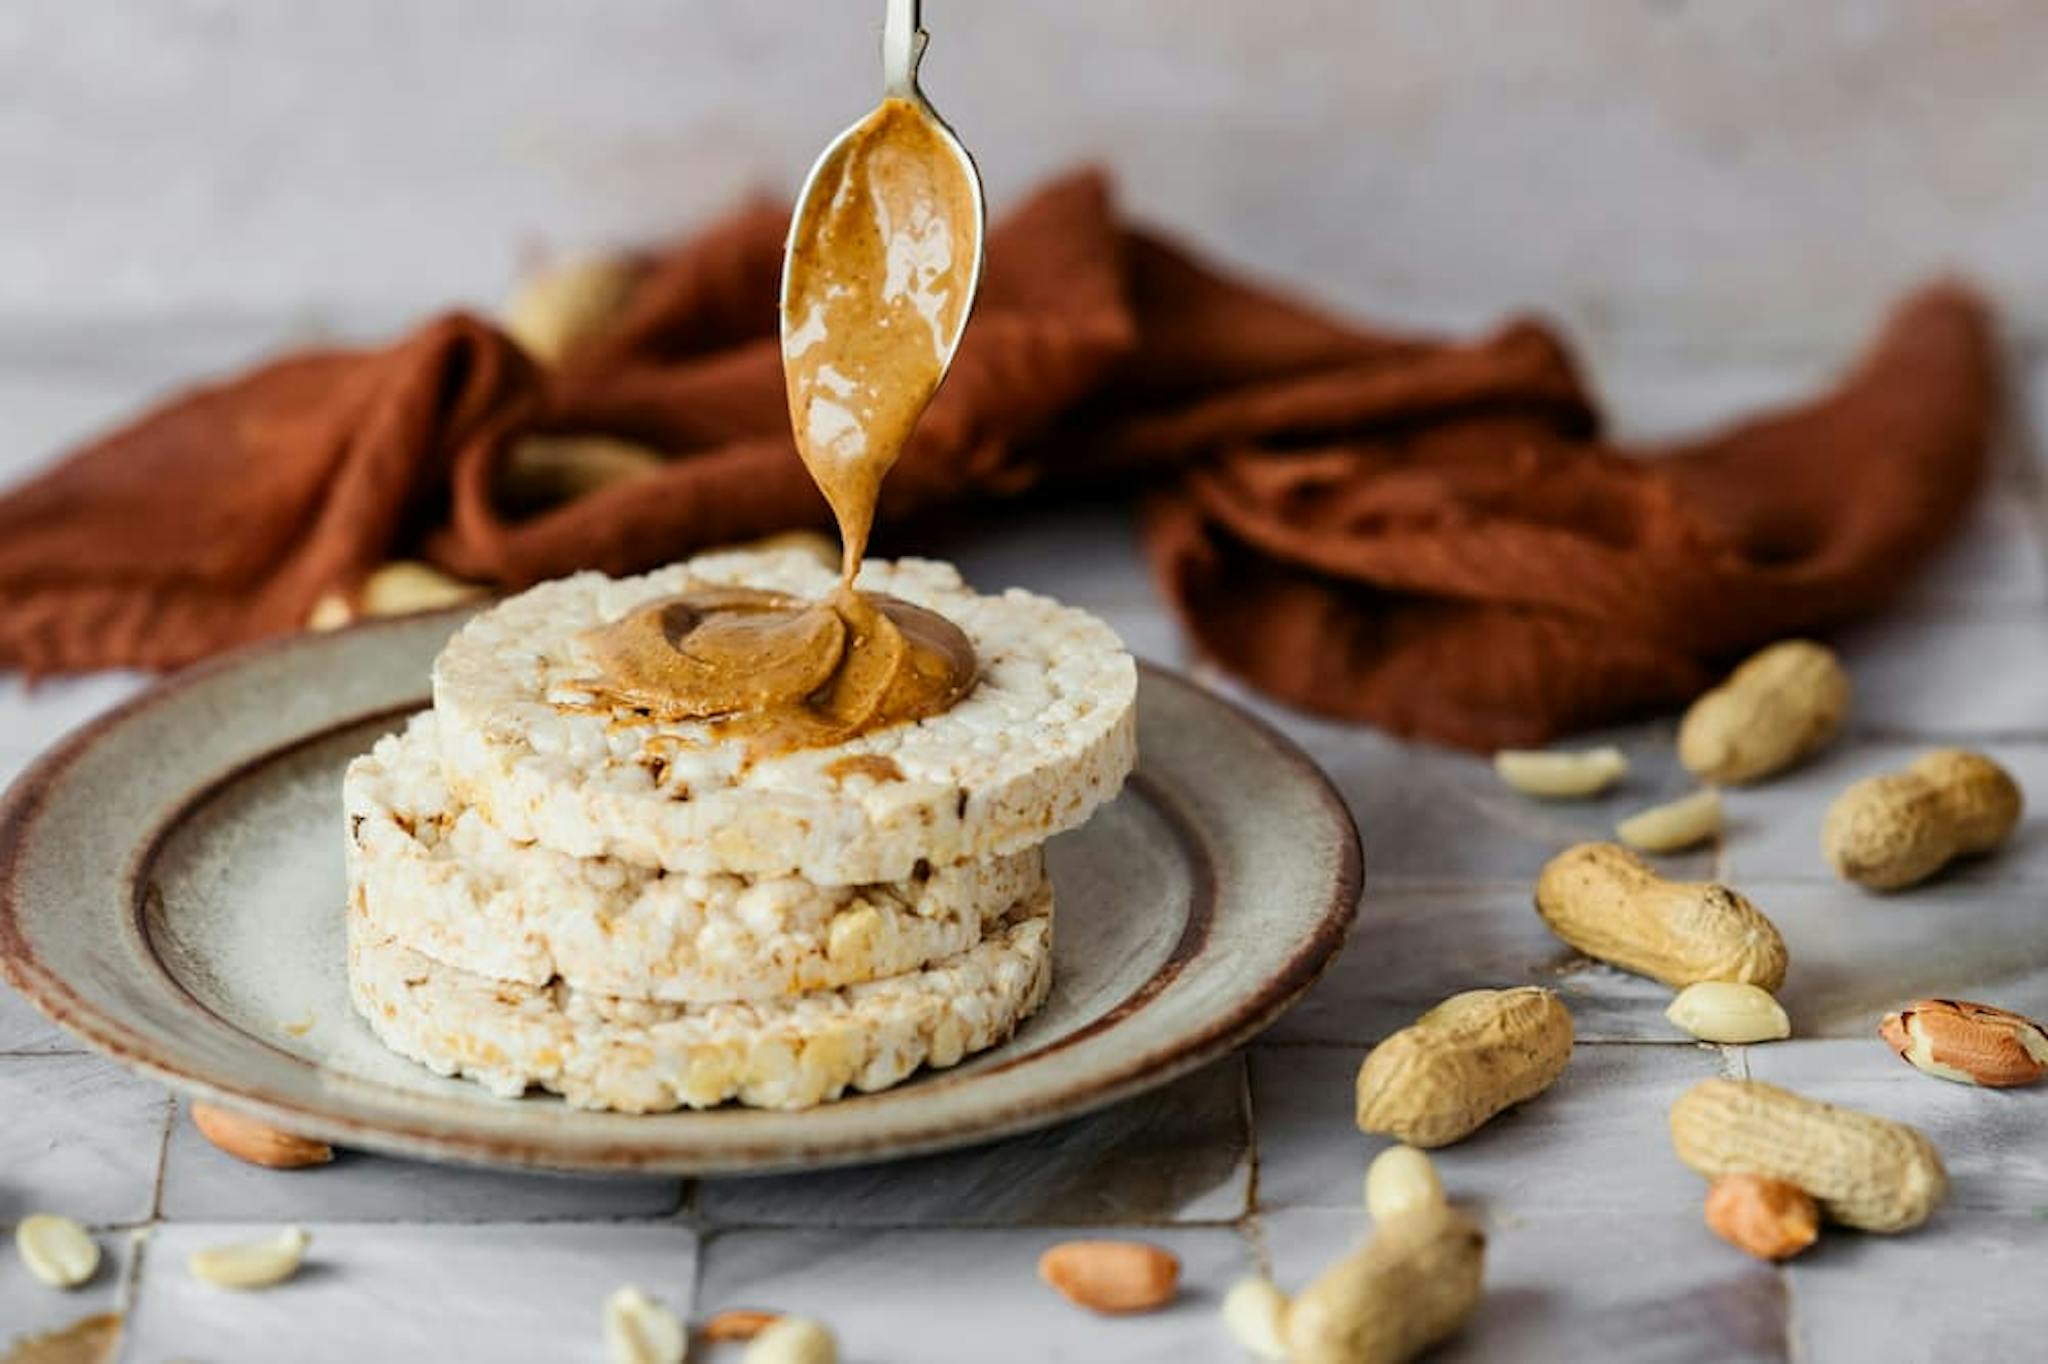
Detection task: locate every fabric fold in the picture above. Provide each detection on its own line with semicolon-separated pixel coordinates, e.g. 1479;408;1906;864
0;170;1999;749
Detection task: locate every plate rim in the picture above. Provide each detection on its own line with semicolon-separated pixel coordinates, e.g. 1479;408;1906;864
0;612;1362;1173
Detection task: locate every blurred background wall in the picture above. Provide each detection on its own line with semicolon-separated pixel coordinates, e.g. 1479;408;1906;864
3;1;2041;374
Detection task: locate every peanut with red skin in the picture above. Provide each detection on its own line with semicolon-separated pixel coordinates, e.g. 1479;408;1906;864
1704;1174;1820;1261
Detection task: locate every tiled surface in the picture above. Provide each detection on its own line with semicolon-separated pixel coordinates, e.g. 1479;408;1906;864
0;354;2046;1359
124;1223;697;1363
1249;1044;1728;1216
697;1058;1250;1228
0;1228;136;1347
1265;1207;1790;1364
158;1100;685;1224
0;1055;170;1228
695;1225;1254;1364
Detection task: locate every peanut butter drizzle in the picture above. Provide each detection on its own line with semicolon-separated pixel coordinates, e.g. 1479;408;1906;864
782;95;979;584
575;97;979;757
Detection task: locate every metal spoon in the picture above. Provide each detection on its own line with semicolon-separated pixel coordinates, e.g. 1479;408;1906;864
780;0;987;376
778;0;988;583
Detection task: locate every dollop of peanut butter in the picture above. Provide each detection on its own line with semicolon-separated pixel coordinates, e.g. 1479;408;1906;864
575;96;980;757
580;586;974;755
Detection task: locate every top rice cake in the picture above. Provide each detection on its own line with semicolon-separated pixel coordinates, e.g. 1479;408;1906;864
433;548;1137;884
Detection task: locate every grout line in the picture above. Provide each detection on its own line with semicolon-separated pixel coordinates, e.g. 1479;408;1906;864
1847;725;2048;745
1236;1208;1275;1280
144;1096;175;1222
1253;1036;1730;1051
686;1215;1255;1236
1237;1050;1262;1221
114;1227;150;1364
1781;1262;1807;1364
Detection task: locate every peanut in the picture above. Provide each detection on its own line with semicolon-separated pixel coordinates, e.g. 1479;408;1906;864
1354;988;1573;1148
1670;1078;1945;1232
499;434;667;511
703;1308;781;1342
503;253;640;365
15;1214;99;1289
1664;981;1791;1044
743;1316;837;1364
1493;746;1628;798
1616;788;1723;854
309;561;484;630
1364;1145;1447;1222
1284;1203;1485;1364
187;1226;311;1289
1535;843;1788;991
191;1103;333;1169
1038;1240;1180;1315
0;1312;121;1361
1220;1277;1290;1361
1679;640;1849;784
603;1285;686;1364
1879;998;2048;1087
1823;749;2023;891
1703;1174;1819;1261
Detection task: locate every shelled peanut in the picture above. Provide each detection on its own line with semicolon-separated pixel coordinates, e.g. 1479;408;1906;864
1664;981;1791;1044
1284;1199;1485;1364
1703;1174;1820;1261
1493;746;1628;798
1670;1079;1945;1233
1616;788;1722;854
1823;749;2023;890
1038;1240;1180;1315
1678;640;1849;784
308;560;484;630
1354;987;1574;1148
502;252;640;365
192;1103;334;1169
1535;843;1787;990
1879;998;2048;1087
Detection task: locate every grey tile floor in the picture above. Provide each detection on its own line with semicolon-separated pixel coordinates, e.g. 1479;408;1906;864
2;341;2047;1360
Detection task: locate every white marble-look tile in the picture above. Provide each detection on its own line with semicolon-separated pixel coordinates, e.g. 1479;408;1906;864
1830;611;2048;738
0;982;72;1054
1262;1205;1789;1363
158;1100;682;1223
0;672;150;759
697;1225;1253;1364
0;1055;168;1227
1250;1043;1727;1216
125;1222;697;1362
1719;738;2048;884
1901;480;2048;608
700;1056;1248;1227
0;1225;136;1350
1739;881;2048;1038
1788;1213;2048;1363
1744;1040;2048;1216
1268;886;1677;1045
1284;718;1715;887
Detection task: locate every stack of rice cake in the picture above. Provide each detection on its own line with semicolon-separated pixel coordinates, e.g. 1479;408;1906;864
343;548;1138;1112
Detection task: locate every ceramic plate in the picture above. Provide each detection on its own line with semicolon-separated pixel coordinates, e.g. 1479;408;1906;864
0;612;1359;1173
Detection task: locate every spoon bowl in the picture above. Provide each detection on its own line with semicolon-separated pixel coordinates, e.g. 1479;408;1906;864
780;0;986;379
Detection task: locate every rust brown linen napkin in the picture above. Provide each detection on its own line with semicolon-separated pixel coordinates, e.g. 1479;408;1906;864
0;172;1997;750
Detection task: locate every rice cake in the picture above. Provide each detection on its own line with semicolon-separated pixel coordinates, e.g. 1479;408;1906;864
345;880;1055;1113
347;714;1043;1003
432;549;1136;884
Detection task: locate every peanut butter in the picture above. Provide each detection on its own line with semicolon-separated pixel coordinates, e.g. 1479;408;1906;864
782;95;980;584
577;96;981;756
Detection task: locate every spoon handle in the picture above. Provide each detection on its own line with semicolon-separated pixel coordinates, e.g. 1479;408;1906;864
882;0;927;100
